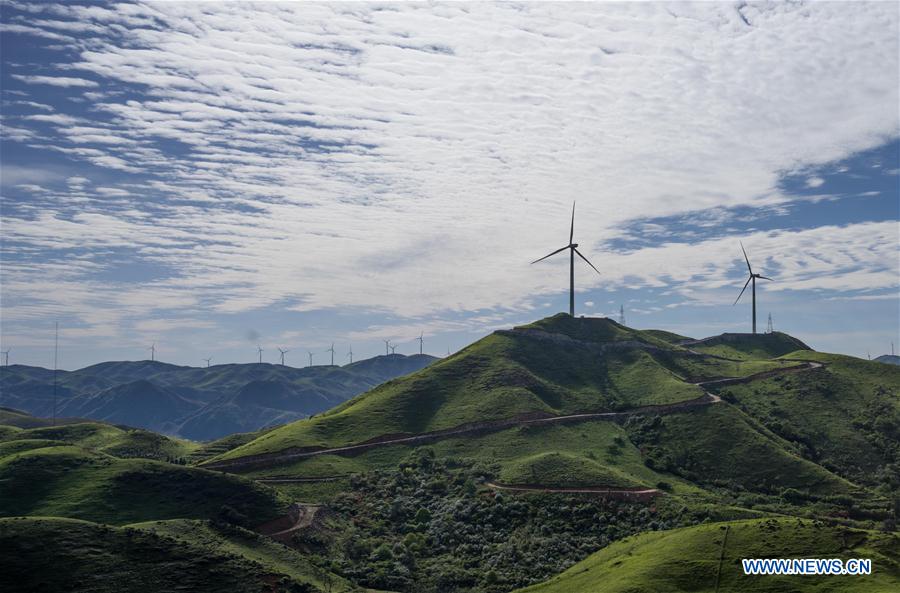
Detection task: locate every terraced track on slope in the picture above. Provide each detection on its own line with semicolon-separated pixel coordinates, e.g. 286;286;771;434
204;361;822;474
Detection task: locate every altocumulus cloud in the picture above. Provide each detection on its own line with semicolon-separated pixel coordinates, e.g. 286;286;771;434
0;1;897;351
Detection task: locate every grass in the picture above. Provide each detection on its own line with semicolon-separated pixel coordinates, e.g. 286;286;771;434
0;445;285;525
247;419;708;502
717;352;900;488
212;316;708;461
0;517;361;593
688;331;811;361
514;517;900;593
0;421;198;461
625;404;853;495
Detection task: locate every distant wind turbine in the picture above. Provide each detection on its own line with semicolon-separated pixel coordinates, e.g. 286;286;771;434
1;348;9;366
257;345;264;364
531;201;601;317
383;339;391;356
415;332;424;355
307;351;314;367
347;344;353;364
326;343;335;366
149;343;156;362
733;242;773;334
277;347;289;366
202;357;212;368
389;343;397;355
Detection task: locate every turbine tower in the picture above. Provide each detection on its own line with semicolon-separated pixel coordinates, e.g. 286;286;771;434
383;339;391;356
257;345;264;364
202;357;212;368
326;343;335;366
149;343;156;361
766;313;774;334
277;347;289;366
307;351;314;367
531;201;601;317
618;305;625;326
1;349;9;366
389;343;397;355
347;344;353;364
733;242;772;334
416;332;424;355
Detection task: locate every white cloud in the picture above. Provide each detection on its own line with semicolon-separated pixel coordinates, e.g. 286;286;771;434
0;1;897;354
805;176;825;188
11;74;98;87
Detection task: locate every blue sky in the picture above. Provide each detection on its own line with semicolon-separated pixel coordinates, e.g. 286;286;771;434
1;1;898;369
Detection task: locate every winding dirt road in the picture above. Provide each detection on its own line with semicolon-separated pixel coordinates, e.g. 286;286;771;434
205;361;822;474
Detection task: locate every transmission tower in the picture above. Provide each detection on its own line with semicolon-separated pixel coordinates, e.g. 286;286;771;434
618;305;625;326
766;313;773;334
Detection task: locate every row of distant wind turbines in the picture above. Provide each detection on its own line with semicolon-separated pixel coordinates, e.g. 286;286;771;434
533;202;772;333
146;333;428;368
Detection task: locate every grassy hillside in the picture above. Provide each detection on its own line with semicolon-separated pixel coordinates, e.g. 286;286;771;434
625;404;852;495
213;316;719;461
0;420;197;461
0;517;359;593
515;518;900;593
718;351;900;490
0;445;285;525
686;332;810;360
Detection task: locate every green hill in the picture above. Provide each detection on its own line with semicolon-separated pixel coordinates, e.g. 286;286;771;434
684;332;810;360
715;351;900;489
0;517;360;593
0;421;197;461
212;315;720;461
0;444;285;525
514;518;900;593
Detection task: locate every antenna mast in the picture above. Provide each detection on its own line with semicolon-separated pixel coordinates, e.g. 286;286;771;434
618;305;625;326
766;313;774;334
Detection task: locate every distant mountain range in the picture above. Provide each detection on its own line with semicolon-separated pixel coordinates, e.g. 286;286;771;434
874;354;900;366
0;354;437;440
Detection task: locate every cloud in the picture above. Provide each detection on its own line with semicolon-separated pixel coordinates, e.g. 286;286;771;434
11;74;98;87
805;177;825;188
0;1;897;360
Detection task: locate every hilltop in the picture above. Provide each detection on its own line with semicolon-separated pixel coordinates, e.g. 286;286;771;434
0;353;437;440
203;314;885;509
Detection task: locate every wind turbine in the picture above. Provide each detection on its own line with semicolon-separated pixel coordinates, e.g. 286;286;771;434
1;349;9;366
202;357;212;368
346;344;353;364
326;343;335;366
531;201;601;317
277;347;289;366
383;339;391;356
257;345;264;364
733;242;772;334
307;351;314;367
149;343;156;361
389;343;397;355
415;332;424;355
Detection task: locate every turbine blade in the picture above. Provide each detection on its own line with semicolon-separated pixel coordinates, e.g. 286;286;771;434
531;245;570;264
733;276;752;305
740;241;752;273
758;275;773;281
569;201;575;245
573;247;601;275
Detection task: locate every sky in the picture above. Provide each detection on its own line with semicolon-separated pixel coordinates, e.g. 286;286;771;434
1;1;898;370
